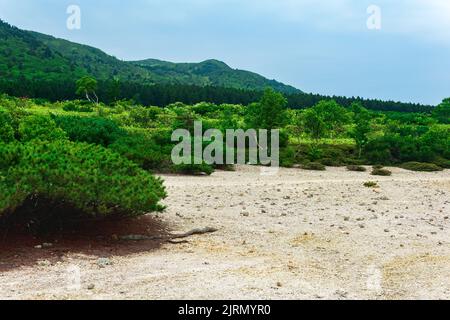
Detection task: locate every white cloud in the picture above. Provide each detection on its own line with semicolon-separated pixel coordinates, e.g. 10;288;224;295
388;0;450;43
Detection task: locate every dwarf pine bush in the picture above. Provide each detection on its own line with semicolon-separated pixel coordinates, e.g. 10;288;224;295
401;162;443;172
54;115;125;146
19;115;67;142
347;165;367;172
109;133;172;171
0;141;166;218
0;107;15;142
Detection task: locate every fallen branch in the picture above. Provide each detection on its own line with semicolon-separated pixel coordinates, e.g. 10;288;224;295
120;227;219;242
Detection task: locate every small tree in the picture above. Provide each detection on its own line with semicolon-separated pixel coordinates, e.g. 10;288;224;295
313;100;350;138
350;102;371;158
433;98;450;124
76;76;99;103
245;88;288;130
289;109;304;143
302;108;327;141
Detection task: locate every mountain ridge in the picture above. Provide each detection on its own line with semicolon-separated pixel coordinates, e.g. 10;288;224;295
0;19;301;94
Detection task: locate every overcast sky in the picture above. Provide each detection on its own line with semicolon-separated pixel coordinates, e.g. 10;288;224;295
1;0;449;105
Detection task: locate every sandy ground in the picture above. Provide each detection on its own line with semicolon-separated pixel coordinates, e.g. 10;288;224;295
1;165;449;300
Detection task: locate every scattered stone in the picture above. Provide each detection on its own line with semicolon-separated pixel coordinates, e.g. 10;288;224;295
37;260;51;267
335;290;348;298
87;284;95;290
97;258;113;268
241;211;250;217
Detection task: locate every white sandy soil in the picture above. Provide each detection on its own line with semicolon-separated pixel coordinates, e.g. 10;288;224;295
1;166;449;300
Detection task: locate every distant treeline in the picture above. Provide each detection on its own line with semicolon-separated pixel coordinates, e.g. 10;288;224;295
0;78;434;113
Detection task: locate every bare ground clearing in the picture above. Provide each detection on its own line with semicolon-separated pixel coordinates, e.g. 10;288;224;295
1;166;449;300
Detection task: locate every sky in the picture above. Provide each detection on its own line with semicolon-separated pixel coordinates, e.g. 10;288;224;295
0;0;449;105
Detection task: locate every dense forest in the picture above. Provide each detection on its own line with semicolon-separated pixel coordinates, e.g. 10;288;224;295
0;78;434;113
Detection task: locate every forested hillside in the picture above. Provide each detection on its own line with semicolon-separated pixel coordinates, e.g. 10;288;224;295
0;19;434;113
0;20;298;93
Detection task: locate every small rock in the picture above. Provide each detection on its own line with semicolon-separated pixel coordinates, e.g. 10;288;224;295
87;284;95;290
34;245;43;249
96;258;113;268
241;211;250;217
37;260;51;267
335;290;348;298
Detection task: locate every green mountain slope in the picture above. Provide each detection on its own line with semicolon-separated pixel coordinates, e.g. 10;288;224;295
131;58;299;93
0;20;300;94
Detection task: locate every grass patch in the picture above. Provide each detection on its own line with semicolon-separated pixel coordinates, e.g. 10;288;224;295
371;168;392;176
347;165;367;172
401;162;443;172
301;162;326;171
364;181;379;188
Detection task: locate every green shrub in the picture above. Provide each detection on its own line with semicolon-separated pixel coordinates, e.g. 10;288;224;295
54;115;125;146
62;101;94;113
280;147;296;168
173;162;214;176
109;133;172;171
129;106;162;127
347;165;367;172
371;168;392;176
19;115;67;142
301;162;326;171
0;141;166;218
433;158;450;169
364;181;379;188
0;107;15;142
320;157;344;167
306;145;323;161
401;162;443;172
372;165;384;170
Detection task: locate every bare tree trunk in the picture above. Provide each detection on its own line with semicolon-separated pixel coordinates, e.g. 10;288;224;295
92;92;99;104
85;91;93;103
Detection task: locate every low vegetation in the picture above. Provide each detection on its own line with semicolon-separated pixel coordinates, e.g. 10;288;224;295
364;181;379;188
347;165;367;172
401;162;443;172
371;168;393;176
301;162;326;171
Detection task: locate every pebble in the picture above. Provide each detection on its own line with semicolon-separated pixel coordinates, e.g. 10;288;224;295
96;258;113;268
